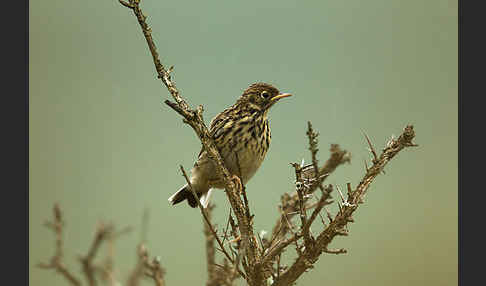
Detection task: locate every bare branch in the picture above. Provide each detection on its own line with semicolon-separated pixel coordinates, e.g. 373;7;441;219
118;1;262;284
268;145;349;251
117;2;417;286
292;163;312;249
272;125;417;286
127;212;166;286
306;121;321;190
37;204;82;286
98;225;132;286
180;166;238;266
204;204;218;286
144;254;166;286
303;185;333;236
80;222;114;286
262;234;302;266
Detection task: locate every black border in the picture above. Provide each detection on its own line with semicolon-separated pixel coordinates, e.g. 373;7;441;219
10;0;478;284
4;0;28;284
459;0;485;285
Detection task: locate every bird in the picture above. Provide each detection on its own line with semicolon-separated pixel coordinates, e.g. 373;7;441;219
168;82;292;208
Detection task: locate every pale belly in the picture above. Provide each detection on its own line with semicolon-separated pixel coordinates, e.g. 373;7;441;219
233;148;266;184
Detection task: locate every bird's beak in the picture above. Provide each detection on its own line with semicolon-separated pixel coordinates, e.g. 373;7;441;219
271;93;292;102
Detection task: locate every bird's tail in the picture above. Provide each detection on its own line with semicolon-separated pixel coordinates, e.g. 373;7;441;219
168;185;198;208
168;185;214;208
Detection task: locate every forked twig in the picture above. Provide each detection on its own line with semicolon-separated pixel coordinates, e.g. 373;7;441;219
37;204;82;286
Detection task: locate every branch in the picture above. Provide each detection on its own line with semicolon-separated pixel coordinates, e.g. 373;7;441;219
127;211;166;286
306;121;322;191
180;166;238;268
267;144;350;252
98;226;133;286
292;163;312;249
205;205;241;286
79;222;114;286
302;185;333;236
118;1;262;284
272;125;417;286
204;203;218;286
37;204;82;286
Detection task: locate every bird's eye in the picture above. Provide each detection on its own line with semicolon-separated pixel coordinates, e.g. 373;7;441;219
261;91;270;99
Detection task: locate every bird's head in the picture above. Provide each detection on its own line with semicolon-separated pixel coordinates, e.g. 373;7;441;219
237;82;292;111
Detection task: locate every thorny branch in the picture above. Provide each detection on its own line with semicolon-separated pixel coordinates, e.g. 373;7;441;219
272;125;417;286
180;165;241;274
265;144;350;261
37;2;419;286
118;0;262;284
204;205;242;286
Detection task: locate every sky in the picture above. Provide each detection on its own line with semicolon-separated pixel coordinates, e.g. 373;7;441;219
30;0;457;285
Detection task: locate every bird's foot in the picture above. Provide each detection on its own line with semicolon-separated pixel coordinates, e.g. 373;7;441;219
230;175;243;194
228;235;241;245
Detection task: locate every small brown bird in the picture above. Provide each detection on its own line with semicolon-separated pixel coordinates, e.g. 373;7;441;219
168;82;292;208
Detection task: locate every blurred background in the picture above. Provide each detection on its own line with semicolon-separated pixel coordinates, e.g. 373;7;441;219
29;0;457;285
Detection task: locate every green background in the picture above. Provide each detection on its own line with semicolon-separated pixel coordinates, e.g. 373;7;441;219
30;0;457;285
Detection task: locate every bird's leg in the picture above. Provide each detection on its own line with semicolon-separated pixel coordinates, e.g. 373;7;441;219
230;175;243;195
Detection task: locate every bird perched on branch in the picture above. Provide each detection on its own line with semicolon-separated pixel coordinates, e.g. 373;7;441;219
168;82;292;208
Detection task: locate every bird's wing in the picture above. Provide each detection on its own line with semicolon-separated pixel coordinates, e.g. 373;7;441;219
209;108;233;136
196;108;232;158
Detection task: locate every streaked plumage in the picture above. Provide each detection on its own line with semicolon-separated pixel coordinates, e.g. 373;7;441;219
168;82;292;208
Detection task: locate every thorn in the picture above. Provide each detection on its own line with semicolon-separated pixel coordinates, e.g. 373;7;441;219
318;212;327;227
301;158;305;167
336;185;346;203
363;131;378;162
342;201;355;207
324;207;333;222
346;183;353;199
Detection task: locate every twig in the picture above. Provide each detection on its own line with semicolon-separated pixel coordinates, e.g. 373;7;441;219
262;234;302;266
37;204;82;286
181;165;246;281
99;225;132;286
268;144;350;248
272;125;417;286
293;163;312;249
203;203;218;286
306;121;322;192
80;222;114;286
221;208;233;245
118;1;261;283
144;254;166;286
127;212;166;286
302;185;333;236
